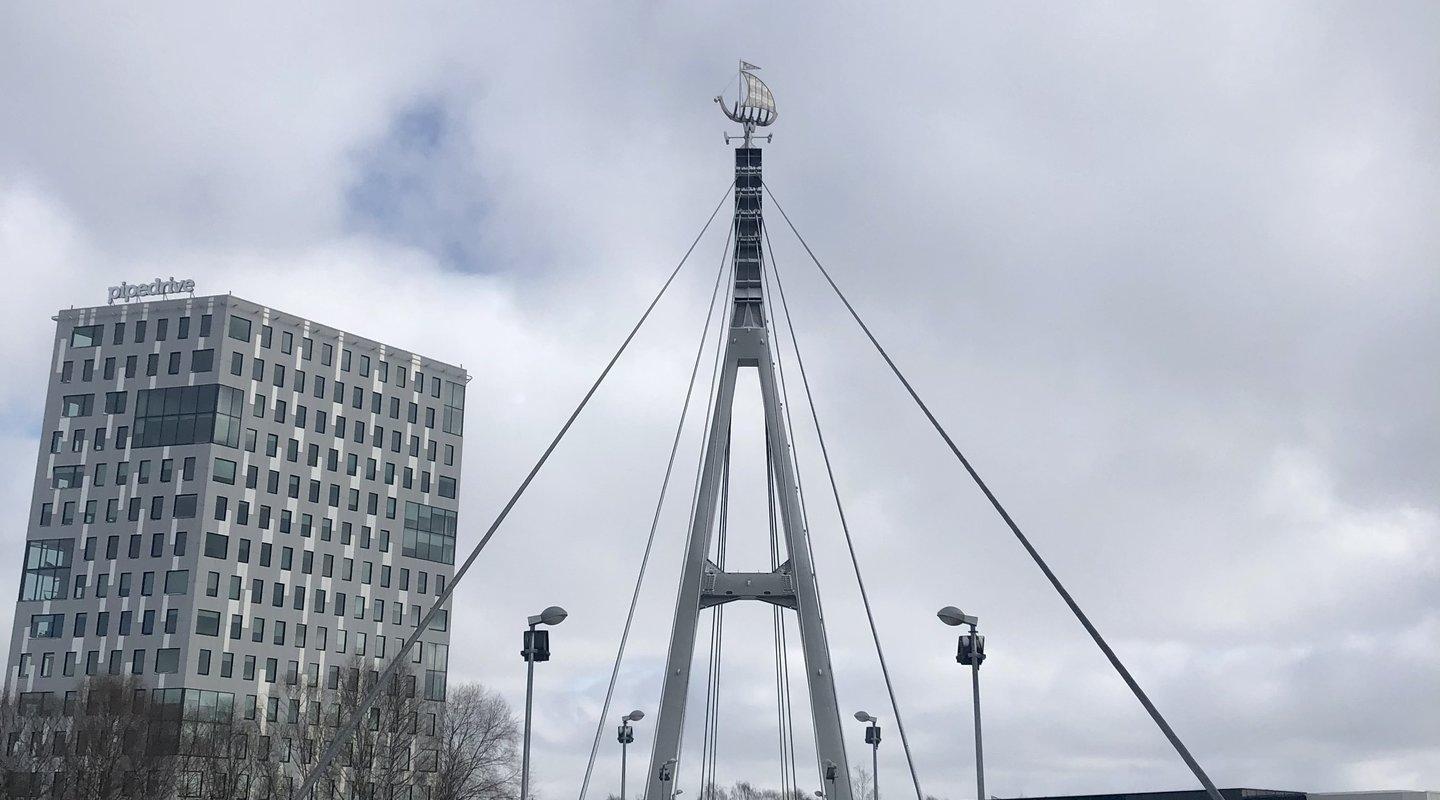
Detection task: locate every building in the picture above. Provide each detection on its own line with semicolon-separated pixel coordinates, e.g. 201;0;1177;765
6;292;465;785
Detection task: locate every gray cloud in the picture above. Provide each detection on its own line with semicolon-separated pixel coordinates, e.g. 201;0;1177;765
0;2;1436;799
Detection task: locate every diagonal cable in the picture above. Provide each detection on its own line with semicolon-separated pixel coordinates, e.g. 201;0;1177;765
576;208;736;800
764;184;1226;800
297;181;734;800
762;219;926;800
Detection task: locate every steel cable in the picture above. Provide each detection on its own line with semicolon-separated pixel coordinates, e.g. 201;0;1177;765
296;181;735;800
575;205;737;800
764;184;1226;800
762;219;926;800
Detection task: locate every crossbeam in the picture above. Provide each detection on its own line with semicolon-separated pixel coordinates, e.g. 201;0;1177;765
699;560;797;610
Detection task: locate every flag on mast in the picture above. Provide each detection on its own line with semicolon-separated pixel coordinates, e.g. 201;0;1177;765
739;60;760;72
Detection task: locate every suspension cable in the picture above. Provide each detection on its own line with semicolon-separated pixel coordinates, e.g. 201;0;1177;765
296;182;735;800
769;432;801;798
764;184;1226;800
576;208;737;800
649;221;740;793
762;220;926;800
759;221;839;794
699;439;731;799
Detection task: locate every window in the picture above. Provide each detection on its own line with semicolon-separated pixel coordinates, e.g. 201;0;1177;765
61;394;94;417
444;380;465;435
403;501;457;564
155;648;180;674
163;570;189;595
20;540;72;601
70;325;102;347
204;532;230;559
200;314;213;337
228;315;252;342
438;475;457;499
29;613;64;638
104;391;128;414
52;465;84;489
195;610;221;636
213;458;237;484
174;494;198;518
132;383;245;448
191;349;215;373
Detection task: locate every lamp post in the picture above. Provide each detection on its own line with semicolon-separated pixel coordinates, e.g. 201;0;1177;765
938;606;985;800
618;709;645;800
520;605;568;800
854;711;881;800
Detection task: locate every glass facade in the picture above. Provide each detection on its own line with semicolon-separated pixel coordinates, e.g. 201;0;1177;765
133;383;244;449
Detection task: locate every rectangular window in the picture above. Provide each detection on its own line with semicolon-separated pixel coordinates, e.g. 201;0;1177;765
132;383;244;449
71;324;102;347
155;648;180;674
163;570;189;595
104;391;128;414
174;493;198;518
228;315;252;342
213;458;237;484
52;465;84;489
191;349;215;373
195;610;221;636
403;501;457;565
20;540;72;601
61;394;94;417
29;613;64;638
204;532;230;559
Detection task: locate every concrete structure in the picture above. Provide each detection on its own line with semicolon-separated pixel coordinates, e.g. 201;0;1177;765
7;294;465;729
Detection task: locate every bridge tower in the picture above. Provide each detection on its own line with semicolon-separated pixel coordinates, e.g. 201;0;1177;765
645;65;854;800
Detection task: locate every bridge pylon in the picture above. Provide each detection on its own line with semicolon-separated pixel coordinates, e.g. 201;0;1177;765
646;65;853;800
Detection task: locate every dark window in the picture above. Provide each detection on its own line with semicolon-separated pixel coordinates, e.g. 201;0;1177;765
403;501;457;565
132;383;244;449
195;610;221;636
204;532;230;559
191;349;215;373
228;315;252;342
20;540;72;601
163;570;189;595
173;494;198;518
104;391;128;414
61;394;94;417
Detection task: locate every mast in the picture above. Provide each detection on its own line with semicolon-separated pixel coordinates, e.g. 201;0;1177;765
646;64;852;800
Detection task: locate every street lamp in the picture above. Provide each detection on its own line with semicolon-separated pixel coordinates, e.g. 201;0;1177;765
618;709;645;800
854;711;881;800
938;606;985;800
520;605;568;800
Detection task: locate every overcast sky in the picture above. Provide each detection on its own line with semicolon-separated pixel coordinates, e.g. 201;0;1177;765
1;3;1437;798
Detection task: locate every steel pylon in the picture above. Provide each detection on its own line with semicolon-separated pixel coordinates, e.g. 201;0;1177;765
645;146;852;800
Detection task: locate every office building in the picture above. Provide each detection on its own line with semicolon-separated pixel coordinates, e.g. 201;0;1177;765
6;292;465;774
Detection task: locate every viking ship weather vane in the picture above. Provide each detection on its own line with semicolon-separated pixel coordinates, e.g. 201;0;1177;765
716;60;777;146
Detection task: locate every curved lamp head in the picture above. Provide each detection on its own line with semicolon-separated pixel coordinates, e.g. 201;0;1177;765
937;606;978;627
854;711;875;723
625;709;645;722
814;792;826;798
529;606;569;627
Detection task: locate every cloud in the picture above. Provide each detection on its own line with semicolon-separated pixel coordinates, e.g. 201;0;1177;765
0;2;1437;799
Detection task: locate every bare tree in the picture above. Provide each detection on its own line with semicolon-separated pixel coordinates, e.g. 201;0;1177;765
40;675;181;800
0;687;63;797
432;683;520;800
852;767;874;800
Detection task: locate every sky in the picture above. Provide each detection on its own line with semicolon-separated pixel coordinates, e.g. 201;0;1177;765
1;2;1437;798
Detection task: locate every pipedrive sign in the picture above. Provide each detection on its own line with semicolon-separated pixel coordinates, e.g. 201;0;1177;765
108;277;196;304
